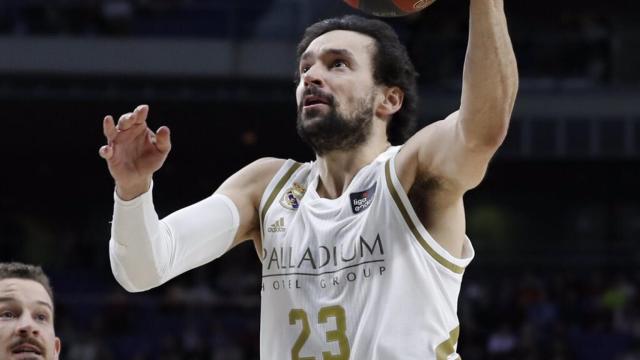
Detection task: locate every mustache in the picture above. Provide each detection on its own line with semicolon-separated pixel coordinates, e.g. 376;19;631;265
9;337;46;355
300;86;335;107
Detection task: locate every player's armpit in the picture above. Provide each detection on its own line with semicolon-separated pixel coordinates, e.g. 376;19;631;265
215;157;286;250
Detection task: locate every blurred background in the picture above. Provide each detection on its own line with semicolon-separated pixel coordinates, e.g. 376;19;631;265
1;0;639;359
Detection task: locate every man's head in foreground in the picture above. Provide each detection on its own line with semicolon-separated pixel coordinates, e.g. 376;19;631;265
0;262;60;360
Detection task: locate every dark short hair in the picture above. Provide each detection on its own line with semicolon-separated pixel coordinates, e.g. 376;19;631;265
296;15;419;144
0;262;54;304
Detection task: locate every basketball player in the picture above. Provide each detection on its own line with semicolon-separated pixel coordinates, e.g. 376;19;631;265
100;1;517;358
0;262;61;360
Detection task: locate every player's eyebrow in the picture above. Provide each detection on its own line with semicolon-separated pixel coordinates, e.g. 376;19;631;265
0;296;15;304
0;297;53;312
300;48;356;63
36;301;53;312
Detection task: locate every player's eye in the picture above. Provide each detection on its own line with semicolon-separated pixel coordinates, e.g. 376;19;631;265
0;311;16;319
331;60;348;69
35;313;49;322
300;64;311;74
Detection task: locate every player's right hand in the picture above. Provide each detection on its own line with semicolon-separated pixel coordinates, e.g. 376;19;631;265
99;105;171;200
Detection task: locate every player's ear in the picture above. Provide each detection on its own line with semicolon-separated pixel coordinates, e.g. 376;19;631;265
54;337;61;359
376;86;403;118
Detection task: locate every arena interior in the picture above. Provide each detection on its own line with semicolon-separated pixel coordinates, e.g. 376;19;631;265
1;0;640;359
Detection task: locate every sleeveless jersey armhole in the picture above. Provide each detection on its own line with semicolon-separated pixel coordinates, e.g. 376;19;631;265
383;155;475;275
258;160;303;243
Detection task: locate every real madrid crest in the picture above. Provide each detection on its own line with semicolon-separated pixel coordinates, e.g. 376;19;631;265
280;182;306;210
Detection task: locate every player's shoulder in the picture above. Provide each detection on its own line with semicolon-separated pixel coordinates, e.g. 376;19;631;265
238;157;286;182
217;158;288;200
248;157;310;172
403;114;456;154
249;157;287;171
239;157;313;192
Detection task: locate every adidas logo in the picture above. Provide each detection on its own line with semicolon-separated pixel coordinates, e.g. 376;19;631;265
267;217;286;233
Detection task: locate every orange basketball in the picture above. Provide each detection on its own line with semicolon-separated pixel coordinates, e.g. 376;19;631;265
343;0;436;17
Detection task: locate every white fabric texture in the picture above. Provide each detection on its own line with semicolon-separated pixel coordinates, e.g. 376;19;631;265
109;183;239;292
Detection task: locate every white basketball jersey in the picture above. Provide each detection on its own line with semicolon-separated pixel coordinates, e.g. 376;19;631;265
258;146;474;360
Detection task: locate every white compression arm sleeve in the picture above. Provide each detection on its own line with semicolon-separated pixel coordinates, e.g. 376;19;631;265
109;183;239;292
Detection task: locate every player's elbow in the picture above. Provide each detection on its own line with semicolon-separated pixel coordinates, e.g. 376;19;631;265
111;263;163;293
112;272;150;293
460;116;510;153
481;123;509;150
109;239;165;292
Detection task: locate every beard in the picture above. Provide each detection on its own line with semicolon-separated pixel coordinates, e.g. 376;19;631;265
296;86;374;156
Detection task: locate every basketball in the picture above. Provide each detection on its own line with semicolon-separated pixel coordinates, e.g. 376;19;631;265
343;0;436;17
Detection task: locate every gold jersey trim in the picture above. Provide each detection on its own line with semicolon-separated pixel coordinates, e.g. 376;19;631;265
261;161;303;231
384;159;466;275
436;325;461;360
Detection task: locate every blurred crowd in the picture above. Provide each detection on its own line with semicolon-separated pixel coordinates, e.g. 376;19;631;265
0;0;276;38
460;271;640;360
0;0;615;86
45;262;640;360
1;1;637;359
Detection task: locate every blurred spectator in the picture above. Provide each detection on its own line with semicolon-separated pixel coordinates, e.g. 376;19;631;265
487;323;518;358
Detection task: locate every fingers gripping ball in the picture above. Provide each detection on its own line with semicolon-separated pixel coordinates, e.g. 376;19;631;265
343;0;436;17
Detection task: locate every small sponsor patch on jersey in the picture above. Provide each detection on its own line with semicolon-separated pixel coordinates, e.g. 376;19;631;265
350;183;376;214
280;182;306;210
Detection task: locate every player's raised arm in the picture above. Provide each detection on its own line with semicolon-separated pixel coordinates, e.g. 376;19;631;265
458;0;518;159
99;105;282;292
398;0;518;193
393;0;517;259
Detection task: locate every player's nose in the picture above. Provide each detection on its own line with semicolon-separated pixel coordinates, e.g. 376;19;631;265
16;315;39;336
303;66;324;87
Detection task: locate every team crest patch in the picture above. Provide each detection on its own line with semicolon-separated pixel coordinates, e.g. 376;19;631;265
350;183;377;214
280;182;306;210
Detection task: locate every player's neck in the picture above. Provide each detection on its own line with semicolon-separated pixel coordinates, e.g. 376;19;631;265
314;138;390;199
